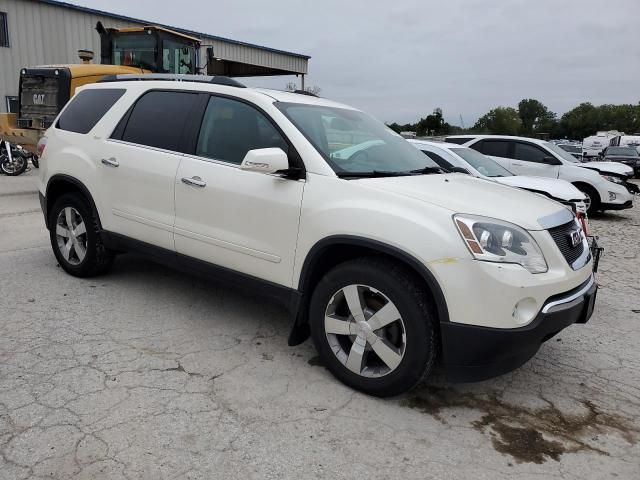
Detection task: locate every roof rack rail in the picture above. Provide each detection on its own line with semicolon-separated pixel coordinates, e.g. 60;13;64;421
292;89;319;97
98;74;246;88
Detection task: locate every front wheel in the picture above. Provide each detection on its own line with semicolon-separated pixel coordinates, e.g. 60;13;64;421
575;184;600;215
309;258;438;397
0;154;28;176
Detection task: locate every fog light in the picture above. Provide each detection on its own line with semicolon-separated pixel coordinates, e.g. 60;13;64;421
609;191;616;201
512;297;538;325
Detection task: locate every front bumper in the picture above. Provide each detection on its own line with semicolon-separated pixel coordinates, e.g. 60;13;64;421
600;200;633;210
441;275;597;382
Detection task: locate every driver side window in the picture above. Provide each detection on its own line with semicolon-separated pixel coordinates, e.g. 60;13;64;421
514;142;549;163
196;96;288;165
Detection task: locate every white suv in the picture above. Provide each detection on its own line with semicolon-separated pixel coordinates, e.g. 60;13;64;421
38;75;598;396
446;135;636;213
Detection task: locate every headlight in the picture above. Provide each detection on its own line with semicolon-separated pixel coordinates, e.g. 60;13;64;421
453;214;548;273
601;174;624;184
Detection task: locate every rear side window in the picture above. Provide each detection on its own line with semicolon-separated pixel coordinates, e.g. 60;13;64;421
476;140;510;158
514;142;548;162
57;88;125;134
119;91;198;152
196;96;288;164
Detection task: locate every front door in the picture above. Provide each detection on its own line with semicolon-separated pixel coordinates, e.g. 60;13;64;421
174;95;304;287
510;141;560;178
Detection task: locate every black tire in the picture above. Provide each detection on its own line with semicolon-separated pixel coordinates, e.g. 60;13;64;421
48;193;114;277
0;154;28;176
575;183;600;215
309;257;438;397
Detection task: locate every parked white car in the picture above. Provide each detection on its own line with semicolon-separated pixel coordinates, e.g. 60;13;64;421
38;75;598;396
408;139;588;217
446;135;635;213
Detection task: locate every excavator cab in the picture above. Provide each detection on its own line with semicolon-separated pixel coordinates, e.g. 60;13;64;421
0;22;201;151
97;22;200;75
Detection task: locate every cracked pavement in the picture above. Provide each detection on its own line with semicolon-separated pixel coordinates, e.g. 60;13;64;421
1;170;639;479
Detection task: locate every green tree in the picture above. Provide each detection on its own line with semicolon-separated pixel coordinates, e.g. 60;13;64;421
518;99;557;134
473;107;521;135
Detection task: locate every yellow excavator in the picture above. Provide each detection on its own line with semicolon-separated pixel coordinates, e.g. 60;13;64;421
0;22;201;153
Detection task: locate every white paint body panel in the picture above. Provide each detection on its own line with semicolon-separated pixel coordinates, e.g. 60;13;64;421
450;135;635;208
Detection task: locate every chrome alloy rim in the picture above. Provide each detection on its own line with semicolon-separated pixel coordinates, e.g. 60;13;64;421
582;191;591;211
324;284;406;378
55;207;88;265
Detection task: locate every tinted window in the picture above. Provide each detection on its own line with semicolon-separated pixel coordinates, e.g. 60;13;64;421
422;150;453;170
57;88;125;134
0;12;8;47
196;96;288;164
5;95;18;113
445;137;473;145
477;140;510;158
121;91;198;151
514;142;548;162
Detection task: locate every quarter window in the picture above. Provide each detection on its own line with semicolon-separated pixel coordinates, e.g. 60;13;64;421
0;12;8;47
57;89;125;134
119;91;198;151
514;142;548;163
196;96;288;164
422;150;453;170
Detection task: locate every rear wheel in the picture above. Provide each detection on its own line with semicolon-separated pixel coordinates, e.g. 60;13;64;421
309;258;438;397
49;193;114;277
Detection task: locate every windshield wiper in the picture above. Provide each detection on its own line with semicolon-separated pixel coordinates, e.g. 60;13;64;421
336;170;413;178
408;166;445;175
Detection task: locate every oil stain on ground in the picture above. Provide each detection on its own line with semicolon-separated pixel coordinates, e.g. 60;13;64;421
402;386;638;464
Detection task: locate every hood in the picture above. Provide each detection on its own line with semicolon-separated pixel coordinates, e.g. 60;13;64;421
579;162;634;177
493;176;586;202
358;174;571;231
604;155;639;163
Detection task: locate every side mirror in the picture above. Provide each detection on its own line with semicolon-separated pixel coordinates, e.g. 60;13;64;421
240;148;289;175
542;156;559;165
450;166;470;174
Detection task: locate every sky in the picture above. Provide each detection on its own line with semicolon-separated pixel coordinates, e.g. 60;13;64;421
72;0;640;126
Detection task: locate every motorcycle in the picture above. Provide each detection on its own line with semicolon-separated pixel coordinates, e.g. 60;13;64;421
0;141;38;176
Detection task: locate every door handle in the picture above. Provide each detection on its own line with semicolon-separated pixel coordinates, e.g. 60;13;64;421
512;162;523;166
181;176;206;188
101;157;119;168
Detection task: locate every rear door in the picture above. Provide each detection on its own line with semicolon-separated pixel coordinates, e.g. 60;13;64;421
174;95;305;287
99;90;200;250
511;141;560;178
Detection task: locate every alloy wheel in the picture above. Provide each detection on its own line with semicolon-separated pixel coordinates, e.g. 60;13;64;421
324;284;406;378
55;207;88;265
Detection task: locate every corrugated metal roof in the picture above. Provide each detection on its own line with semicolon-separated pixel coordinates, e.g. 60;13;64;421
32;0;311;60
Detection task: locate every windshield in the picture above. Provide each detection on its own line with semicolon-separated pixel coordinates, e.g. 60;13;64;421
112;34;157;71
275;103;439;175
450;147;514;177
606;147;638;157
558;144;581;153
544;141;580;163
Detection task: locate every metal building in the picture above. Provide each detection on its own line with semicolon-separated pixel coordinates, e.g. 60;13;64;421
0;0;310;112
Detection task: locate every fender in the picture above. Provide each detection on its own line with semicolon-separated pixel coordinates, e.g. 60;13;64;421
288;235;450;345
44;174;102;230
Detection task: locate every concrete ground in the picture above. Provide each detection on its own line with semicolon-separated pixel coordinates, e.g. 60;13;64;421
1;169;639;480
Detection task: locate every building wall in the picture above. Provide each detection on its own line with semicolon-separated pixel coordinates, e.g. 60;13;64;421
0;0;307;112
